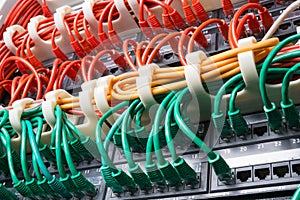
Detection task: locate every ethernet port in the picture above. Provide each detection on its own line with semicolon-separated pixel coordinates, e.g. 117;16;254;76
291;161;300;177
272;162;290;179
252;124;268;137
254;165;271;181
261;2;274;9
236;167;252;183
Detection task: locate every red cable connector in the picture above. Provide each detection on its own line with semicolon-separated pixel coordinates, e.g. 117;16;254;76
247;14;261;35
218;22;230;41
52;47;68;61
139;20;155;39
191;0;208;23
87;35;101;49
108;30;123;49
70;40;85;58
162;10;176;30
28;55;44;69
237;19;248;38
65;65;80;81
169;9;187;30
182;1;198;26
111;52;127;69
148;14;163;34
79;39;92;54
194;31;208;48
222;0;234;18
98;32;114;49
16;60;30;74
259;7;274;31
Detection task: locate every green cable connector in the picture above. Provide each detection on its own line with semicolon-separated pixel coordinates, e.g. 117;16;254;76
13;180;34;198
212;113;234;140
173;157;199;186
72;172;97;197
60;175;85;198
158;161;183;188
228;110;249;138
263;102;283;131
37;178;60;199
112;129;123;149
112;169;138;193
128;164;152;191
0;184;18;200
280;99;300;129
65;142;84;164
48;177;73;199
70;138;94;162
100;166;124;194
291;186;300;200
11;150;22;173
25;178;46;198
0;153;9;175
208;152;234;184
39;144;56;164
145;163;166;188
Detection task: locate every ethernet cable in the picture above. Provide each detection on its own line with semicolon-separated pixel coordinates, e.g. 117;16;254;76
164;94;200;186
280;63;300;128
20;120;46;199
227;82;249;138
54;106;97;197
96;101;138;194
174;87;234;184
25;119;73;199
144;92;184;188
121;99;152;191
292;186;300;200
259;34;300;131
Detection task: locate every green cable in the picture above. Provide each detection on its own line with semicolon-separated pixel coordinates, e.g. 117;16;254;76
121;100;152;191
0;129;18;184
174;88;234;184
227;82;249;138
282;62;300;105
25;121;52;180
0;127;34;198
20;120;32;181
228;82;245;113
25;120;72;199
165;101;178;161
213;74;243;115
62;125;78;175
175;88;212;155
54;106;67;178
95;101;135;194
121;99;140;169
291;186;300;200
260;35;300;109
152;92;175;166
280;63;300;128
95;101;128;168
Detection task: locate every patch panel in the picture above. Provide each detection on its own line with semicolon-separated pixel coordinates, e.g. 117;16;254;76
105;158;208;200
112;108;300;165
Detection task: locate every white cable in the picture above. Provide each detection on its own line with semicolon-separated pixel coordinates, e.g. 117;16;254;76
262;0;300;40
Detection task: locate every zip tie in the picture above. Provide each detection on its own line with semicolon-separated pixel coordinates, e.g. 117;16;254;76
94;75;120;124
136;63;159;108
3;25;26;55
